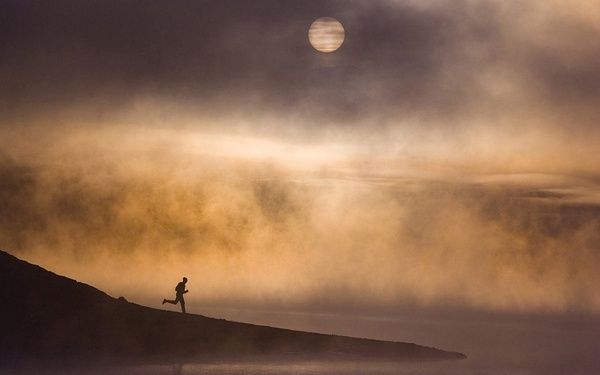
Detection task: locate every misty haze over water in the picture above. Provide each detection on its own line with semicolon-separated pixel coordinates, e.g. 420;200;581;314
9;308;599;375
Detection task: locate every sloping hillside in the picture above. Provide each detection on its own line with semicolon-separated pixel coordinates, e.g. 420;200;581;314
0;250;466;366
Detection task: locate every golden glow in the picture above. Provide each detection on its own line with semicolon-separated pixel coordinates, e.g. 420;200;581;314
2;121;599;314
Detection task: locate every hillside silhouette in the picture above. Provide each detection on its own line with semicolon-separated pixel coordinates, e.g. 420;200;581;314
0;250;466;367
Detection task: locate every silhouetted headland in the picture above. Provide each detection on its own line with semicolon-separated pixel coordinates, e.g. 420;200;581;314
0;250;466;368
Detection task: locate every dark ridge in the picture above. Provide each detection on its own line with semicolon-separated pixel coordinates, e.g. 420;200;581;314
0;250;466;368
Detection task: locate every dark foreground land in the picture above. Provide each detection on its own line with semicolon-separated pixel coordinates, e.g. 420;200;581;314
0;250;466;368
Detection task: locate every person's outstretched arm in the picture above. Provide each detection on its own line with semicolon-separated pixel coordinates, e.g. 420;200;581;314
184;290;188;293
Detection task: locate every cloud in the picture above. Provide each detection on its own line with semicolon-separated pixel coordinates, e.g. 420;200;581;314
1;0;599;130
1;126;599;315
0;0;599;316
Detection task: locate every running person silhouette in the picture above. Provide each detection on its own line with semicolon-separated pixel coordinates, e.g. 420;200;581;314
163;277;188;314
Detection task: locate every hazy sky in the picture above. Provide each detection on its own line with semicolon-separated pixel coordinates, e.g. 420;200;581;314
1;0;599;318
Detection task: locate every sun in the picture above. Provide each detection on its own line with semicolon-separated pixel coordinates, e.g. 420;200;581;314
308;17;345;53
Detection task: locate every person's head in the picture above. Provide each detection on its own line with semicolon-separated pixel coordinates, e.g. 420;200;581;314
183;277;188;283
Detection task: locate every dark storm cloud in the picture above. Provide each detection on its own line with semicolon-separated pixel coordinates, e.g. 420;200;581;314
0;0;518;124
2;0;599;128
